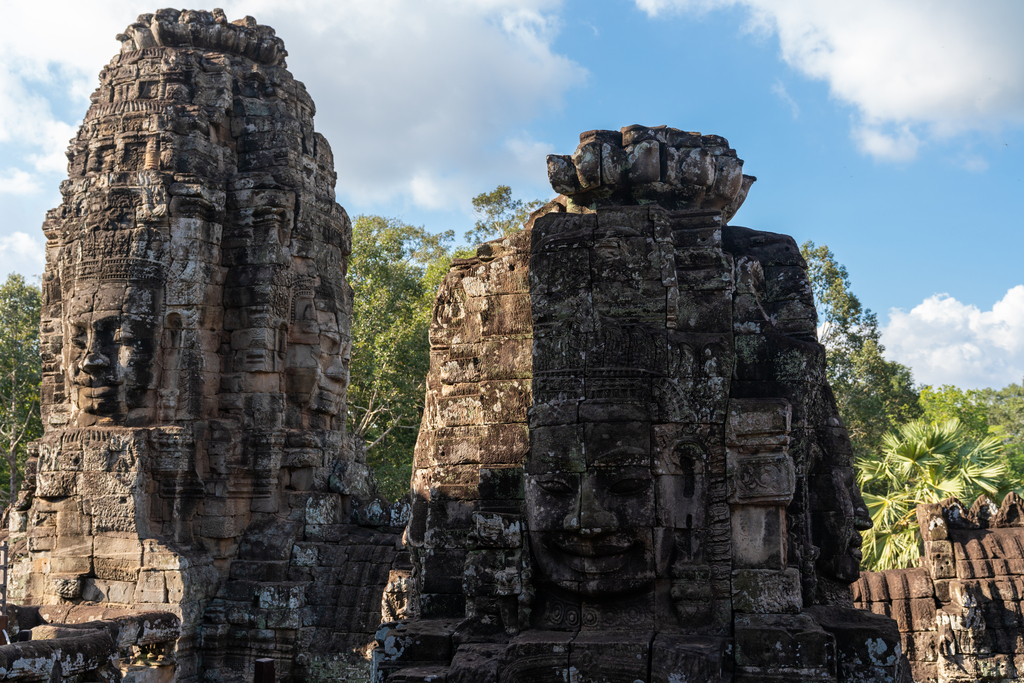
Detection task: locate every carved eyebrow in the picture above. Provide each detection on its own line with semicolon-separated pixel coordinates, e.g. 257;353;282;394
588;447;650;467
593;465;651;480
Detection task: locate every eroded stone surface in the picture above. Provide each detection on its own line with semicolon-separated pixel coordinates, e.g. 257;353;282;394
8;9;405;683
0;606;179;682
856;494;1024;683
375;126;907;682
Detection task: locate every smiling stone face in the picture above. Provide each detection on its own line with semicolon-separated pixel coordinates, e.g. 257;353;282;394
65;281;162;427
382;127;909;683
812;465;873;583
526;402;657;597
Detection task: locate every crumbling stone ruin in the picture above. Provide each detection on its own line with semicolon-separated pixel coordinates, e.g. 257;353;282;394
373;126;909;682
0;607;179;681
7;9;406;682
855;494;1024;683
20;7;1021;683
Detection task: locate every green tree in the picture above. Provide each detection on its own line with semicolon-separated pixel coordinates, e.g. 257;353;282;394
465;185;544;245
0;274;42;504
858;418;1008;570
919;384;992;443
349;186;542;499
347;215;454;500
979;380;1024;483
800;242;921;461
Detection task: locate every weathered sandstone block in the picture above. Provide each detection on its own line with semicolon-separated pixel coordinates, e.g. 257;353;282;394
10;9;405;683
375;126;908;683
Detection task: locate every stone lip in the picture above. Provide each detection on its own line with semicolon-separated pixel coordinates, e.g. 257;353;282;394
117;8;287;66
547;125;755;222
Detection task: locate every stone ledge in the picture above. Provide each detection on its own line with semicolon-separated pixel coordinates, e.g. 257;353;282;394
0;607;179;681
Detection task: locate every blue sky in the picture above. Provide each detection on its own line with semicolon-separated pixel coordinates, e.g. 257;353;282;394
1;0;1022;389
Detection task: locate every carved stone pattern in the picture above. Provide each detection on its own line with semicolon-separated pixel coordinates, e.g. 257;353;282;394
376;126;904;683
728;452;797;504
9;9;406;683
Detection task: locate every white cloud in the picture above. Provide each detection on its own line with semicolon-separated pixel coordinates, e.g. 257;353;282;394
770;80;799;118
882;286;1024;389
0;232;46;278
0;170;41;194
0;2;142;180
635;0;1024;162
851;124;919;163
0;0;583;214
959;154;990;173
239;0;583;207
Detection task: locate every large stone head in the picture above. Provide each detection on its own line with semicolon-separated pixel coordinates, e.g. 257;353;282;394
56;221;167;428
526;383;659;598
407;125;877;641
525;201;730;616
37;8;352;435
64;271;163;426
283;273;352;430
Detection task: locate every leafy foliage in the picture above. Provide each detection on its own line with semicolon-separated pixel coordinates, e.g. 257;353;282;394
800;241;921;461
979;381;1024;484
858;418;1009;570
919;384;992;443
0;274;42;504
350;187;541;500
347;215;454;500
465;185;544;245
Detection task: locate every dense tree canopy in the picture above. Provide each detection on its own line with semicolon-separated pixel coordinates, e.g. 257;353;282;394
346;215;454;499
919;384;992;443
464;185;544;246
0;274;42;504
800;241;921;462
980;381;1024;482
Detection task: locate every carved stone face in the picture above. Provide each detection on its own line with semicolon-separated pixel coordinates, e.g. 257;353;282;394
65;283;161;426
814;466;872;582
308;330;349;416
286;292;350;421
526;403;656;597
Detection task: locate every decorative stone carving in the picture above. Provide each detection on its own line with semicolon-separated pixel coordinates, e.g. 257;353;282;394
9;9;406;683
373;126;908;682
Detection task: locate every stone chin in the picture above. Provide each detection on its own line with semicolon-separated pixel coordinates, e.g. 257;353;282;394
308;376;346;417
824;532;865;584
309;390;342;417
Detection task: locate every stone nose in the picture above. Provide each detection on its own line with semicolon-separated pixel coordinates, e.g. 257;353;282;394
576;479;617;532
80;348;110;373
853;505;873;531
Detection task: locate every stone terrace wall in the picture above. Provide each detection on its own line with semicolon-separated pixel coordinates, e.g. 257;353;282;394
855;494;1024;683
203;520;408;682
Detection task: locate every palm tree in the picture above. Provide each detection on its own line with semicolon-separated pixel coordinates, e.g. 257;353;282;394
857;418;1010;571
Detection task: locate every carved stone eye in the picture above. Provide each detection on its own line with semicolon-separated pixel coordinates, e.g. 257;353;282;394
536;477;574;495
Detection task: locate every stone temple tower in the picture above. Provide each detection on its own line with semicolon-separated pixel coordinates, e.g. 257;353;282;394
7;9;397;682
374;126;910;682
